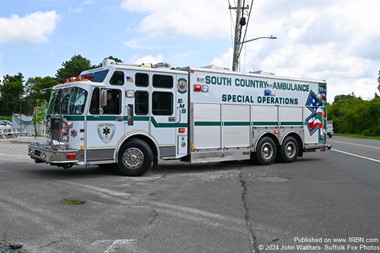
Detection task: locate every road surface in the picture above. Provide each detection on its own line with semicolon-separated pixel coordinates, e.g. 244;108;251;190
0;136;379;252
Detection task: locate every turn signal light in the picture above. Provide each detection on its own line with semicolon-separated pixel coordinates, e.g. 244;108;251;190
178;128;186;133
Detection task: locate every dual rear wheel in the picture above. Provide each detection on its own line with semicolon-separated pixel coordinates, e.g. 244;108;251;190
254;136;299;165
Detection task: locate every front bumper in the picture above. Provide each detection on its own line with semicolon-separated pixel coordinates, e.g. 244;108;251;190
28;142;82;165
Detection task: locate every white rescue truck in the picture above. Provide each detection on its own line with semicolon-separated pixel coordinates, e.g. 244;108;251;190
29;60;330;176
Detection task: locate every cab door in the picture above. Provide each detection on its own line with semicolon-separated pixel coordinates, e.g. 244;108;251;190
86;87;124;163
149;72;177;158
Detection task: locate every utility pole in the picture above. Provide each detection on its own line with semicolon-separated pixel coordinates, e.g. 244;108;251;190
229;0;249;71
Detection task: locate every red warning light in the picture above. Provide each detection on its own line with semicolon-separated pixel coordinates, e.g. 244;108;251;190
194;85;202;92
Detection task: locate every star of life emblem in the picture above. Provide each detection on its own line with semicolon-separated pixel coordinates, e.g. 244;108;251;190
97;123;115;144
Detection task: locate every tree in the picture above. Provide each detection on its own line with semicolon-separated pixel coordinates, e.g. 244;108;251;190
32;99;47;136
92;56;123;68
55;55;92;82
25;76;59;101
328;93;380;136
0;73;25;115
24;76;59;115
378;70;380;93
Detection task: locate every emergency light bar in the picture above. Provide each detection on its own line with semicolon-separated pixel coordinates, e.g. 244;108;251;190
63;75;92;83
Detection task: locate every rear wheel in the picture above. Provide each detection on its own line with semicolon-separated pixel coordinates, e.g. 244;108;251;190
254;137;277;165
279;136;298;163
117;139;153;176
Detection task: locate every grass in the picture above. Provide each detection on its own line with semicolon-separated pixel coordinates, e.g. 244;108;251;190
63;199;85;205
334;133;380;141
0;116;12;121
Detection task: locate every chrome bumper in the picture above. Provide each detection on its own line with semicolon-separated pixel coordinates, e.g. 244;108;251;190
28;142;82;164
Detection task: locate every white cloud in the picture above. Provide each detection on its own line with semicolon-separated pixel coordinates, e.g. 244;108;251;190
133;54;164;65
121;0;229;38
211;47;233;69
212;0;380;102
0;11;59;43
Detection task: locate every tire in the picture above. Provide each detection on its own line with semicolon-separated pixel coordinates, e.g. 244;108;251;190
279;136;298;163
254;137;277;165
117;139;153;176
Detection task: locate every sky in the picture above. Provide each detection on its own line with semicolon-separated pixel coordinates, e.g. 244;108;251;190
0;0;380;102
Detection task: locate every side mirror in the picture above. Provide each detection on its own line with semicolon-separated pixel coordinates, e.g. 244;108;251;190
100;89;107;107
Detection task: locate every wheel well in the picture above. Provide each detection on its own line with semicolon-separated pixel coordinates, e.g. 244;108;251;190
120;135;158;159
256;133;280;148
282;132;303;157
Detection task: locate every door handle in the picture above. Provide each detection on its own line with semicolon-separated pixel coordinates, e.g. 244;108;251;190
176;107;181;123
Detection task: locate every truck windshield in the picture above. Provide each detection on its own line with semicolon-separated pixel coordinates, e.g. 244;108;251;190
47;87;88;115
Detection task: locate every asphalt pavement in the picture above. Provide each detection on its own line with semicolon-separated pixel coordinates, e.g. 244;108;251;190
0;136;379;253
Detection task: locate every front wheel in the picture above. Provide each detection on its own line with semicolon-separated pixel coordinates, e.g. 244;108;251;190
279;136;299;163
254;137;277;165
117;139;153;176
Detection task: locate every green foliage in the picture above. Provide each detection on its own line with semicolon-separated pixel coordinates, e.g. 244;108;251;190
32;100;48;136
55;54;92;82
0;73;25;115
0;116;12;120
24;76;59;115
92;56;123;68
328;95;380;136
63;199;85;205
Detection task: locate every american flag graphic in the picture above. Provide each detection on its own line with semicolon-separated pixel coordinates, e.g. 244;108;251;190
306;93;326;138
126;76;134;83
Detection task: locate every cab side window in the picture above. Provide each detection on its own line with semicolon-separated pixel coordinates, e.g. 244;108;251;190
135;91;149;115
89;88;121;115
102;89;121;114
152;92;173;115
89;88;100;114
135;73;149;87
109;71;124;85
153;74;173;88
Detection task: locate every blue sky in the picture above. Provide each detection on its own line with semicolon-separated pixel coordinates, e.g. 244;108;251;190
1;0;380;102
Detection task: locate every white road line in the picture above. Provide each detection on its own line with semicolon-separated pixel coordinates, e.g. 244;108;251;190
332;149;380;163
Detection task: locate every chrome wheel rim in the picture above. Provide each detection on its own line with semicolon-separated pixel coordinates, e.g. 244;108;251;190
261;143;274;160
285;142;296;158
123;147;144;169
